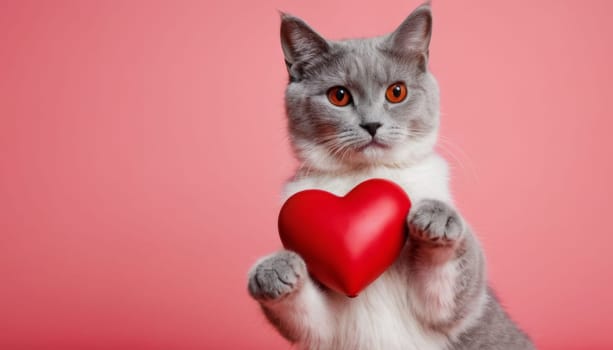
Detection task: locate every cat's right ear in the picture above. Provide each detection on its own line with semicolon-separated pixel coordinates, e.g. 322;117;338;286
385;3;433;72
280;13;330;80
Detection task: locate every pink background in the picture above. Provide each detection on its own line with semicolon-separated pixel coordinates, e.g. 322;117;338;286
1;0;612;349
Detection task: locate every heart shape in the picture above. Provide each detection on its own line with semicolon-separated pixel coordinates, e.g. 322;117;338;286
278;179;411;297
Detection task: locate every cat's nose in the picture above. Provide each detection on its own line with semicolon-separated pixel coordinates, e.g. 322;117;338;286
359;122;382;137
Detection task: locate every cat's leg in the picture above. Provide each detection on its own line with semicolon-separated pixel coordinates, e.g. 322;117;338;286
248;250;333;344
406;199;487;335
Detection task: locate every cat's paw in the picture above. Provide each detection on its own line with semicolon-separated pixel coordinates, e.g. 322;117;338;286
248;250;306;301
408;199;464;245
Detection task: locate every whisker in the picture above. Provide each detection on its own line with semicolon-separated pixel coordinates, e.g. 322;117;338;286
436;137;479;183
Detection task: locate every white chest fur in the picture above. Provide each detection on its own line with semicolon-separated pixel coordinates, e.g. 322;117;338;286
283;153;452;205
305;271;450;350
283;153;455;350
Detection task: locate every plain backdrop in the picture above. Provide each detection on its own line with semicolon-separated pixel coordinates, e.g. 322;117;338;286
1;0;612;349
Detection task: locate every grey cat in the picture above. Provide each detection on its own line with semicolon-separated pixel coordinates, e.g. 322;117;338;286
247;3;534;349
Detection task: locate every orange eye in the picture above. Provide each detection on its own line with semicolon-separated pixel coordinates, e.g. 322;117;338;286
327;86;352;107
385;82;407;103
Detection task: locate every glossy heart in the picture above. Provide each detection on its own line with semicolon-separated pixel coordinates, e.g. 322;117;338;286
278;179;411;297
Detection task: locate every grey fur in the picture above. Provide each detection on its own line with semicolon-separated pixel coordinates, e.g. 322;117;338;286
452;288;535;350
249;3;534;349
248;250;305;301
409;199;464;244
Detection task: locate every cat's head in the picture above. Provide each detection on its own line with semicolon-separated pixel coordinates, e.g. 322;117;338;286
281;3;439;172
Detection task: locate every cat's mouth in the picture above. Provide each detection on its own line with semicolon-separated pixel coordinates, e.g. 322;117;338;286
355;139;390;152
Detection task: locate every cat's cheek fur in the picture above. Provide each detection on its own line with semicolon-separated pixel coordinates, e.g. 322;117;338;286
292;139;346;173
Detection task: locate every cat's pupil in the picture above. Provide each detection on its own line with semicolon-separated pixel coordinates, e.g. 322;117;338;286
335;89;346;101
392;85;401;97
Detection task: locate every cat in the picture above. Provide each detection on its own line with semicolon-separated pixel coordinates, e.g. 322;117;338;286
247;3;534;349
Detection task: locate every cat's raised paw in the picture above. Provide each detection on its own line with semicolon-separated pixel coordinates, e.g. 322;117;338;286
408;199;464;245
248;250;306;301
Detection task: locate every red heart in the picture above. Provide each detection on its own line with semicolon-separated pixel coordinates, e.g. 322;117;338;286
278;179;411;297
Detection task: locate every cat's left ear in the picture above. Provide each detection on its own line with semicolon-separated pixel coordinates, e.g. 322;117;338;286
280;13;330;79
386;2;433;70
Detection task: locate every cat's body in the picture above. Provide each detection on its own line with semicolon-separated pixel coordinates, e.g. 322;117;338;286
248;3;533;349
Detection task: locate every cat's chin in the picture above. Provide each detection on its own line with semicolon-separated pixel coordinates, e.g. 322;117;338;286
353;144;390;163
294;144;402;172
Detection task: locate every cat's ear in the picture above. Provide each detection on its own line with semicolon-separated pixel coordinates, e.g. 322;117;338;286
280;13;330;77
386;2;432;70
